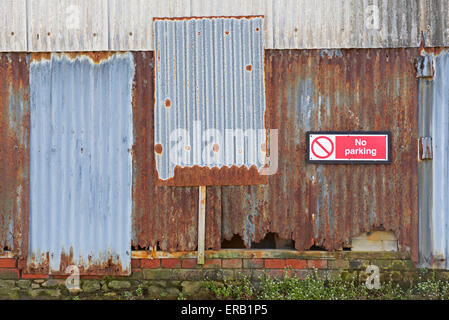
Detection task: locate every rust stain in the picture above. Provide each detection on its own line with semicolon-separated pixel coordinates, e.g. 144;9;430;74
154;143;163;154
31;52;119;64
65;52;117;64
154;15;264;22
246;64;252;71
165;98;171;108
156;165;268;186
0;54;29;268
25;248;127;275
419;46;447;57
30;52;52;62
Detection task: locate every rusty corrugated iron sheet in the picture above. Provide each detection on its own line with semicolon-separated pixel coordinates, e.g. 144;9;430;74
222;49;419;261
0;53;29;263
133;49;419;260
132;52;222;251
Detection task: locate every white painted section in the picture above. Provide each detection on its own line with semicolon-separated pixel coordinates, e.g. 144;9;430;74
4;0;449;51
27;0;109;51
0;0;27;51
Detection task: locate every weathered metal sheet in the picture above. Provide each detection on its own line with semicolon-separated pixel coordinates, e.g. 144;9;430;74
2;0;441;51
154;16;268;186
132;51;222;251
420;0;449;47
27;0;109;52
109;0;191;51
0;54;29;262
266;0;420;49
111;0;422;50
221;49;419;261
418;48;449;269
134;49;419;260
28;52;134;275
0;0;27;51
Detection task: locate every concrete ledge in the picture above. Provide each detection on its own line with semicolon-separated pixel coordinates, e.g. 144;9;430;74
132;249;411;260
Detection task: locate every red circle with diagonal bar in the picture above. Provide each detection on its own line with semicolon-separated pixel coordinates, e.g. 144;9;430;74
311;136;334;159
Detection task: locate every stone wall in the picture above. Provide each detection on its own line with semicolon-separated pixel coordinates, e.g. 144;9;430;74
0;250;443;299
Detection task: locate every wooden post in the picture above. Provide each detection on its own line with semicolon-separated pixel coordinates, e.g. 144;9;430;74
197;185;206;264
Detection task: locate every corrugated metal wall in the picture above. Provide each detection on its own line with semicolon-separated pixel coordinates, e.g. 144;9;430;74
222;49;418;260
132;52;223;251
0;0;439;270
0;53;29;261
133;49;419;260
419;49;449;268
28;52;134;275
154;17;267;185
3;0;449;51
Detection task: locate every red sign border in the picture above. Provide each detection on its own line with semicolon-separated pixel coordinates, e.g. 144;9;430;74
306;131;392;164
311;136;335;159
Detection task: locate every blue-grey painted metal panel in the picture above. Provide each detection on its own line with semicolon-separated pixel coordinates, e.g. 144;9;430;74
28;52;134;275
154;17;266;182
419;49;449;269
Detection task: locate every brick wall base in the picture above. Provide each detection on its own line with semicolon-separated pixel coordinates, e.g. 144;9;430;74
0;250;444;299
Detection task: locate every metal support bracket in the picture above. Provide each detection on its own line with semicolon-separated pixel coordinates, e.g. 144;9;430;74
416;55;435;79
419;136;433;160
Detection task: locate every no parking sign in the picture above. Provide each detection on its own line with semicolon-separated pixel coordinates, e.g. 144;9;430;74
306;131;391;164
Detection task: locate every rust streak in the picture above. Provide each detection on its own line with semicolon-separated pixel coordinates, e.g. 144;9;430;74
0;54;29;268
